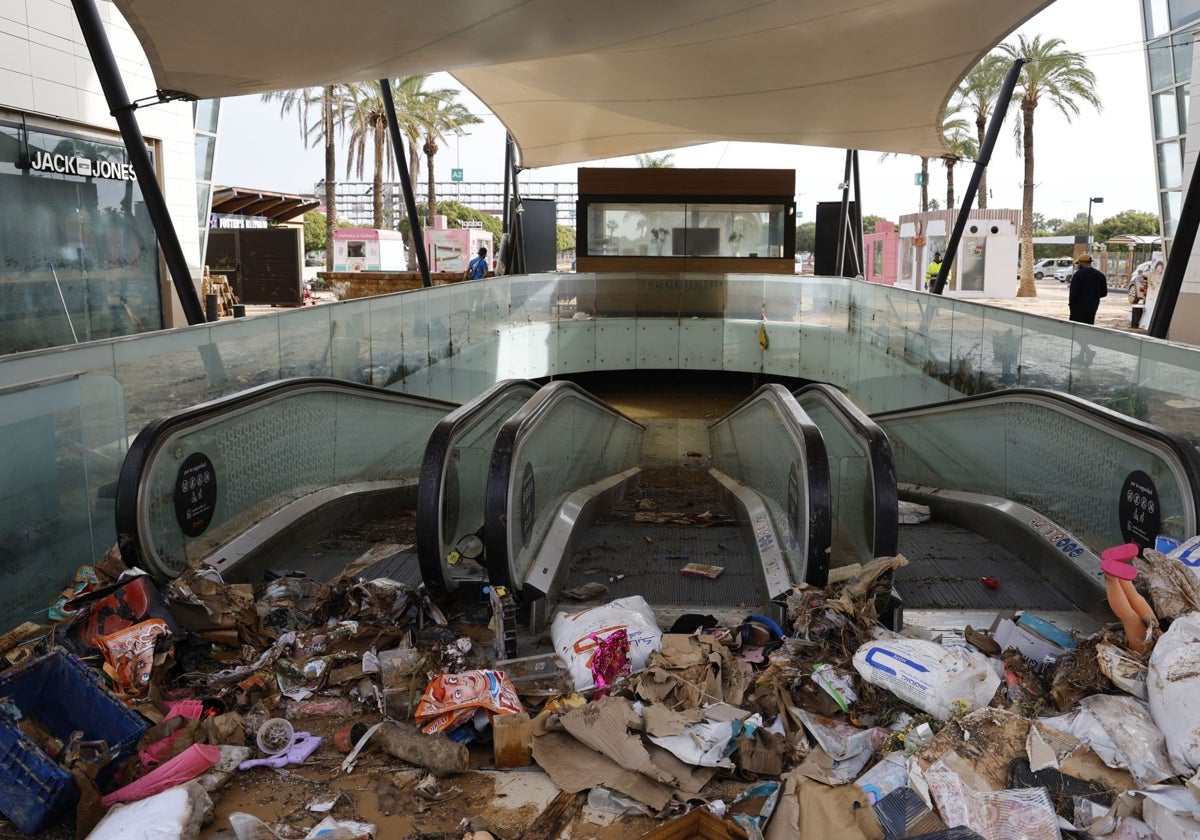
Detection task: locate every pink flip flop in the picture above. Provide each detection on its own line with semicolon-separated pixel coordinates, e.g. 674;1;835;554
1101;543;1140;580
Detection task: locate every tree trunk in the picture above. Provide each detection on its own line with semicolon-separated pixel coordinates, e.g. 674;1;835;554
1017;99;1038;298
920;157;929;212
976;113;988;210
406;144;421;270
947;161;955;209
425;139;438;226
323;87;336;273
372;122;385;230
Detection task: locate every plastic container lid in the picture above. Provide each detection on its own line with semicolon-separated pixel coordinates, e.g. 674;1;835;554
256;718;294;755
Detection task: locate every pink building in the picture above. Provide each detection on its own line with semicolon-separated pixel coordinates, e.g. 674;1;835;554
863;221;899;285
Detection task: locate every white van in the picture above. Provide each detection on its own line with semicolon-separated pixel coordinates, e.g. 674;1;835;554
1033;257;1074;280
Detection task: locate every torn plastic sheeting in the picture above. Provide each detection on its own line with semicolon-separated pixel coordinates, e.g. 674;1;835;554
812;663;857;712
1139;785;1200;840
796;709;889;763
1148;611;1200;773
101;743;221;807
1041;694;1181;786
852;638;1000;721
304;816;376;839
647;714;748;769
1096;643;1147;700
88;781;212;840
925;752;1061;840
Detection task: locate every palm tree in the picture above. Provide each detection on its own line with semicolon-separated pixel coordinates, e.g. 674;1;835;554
952;54;1007;210
998;35;1101;297
343;82;393;230
422;97;482;226
940;115;978;209
636;153;675;168
261;86;345;271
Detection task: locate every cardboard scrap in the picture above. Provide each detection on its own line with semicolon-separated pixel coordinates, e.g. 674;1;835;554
764;770;883;840
635;634;752;710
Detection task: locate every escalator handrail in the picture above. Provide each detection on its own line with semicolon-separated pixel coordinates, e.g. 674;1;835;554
708;384;833;587
115;377;457;571
415;378;541;596
794;383;899;558
484;381;645;593
873;386;1200;537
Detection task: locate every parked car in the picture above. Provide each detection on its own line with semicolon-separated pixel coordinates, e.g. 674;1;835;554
1054;265;1074;283
1034;257;1074;280
1128;261;1151;304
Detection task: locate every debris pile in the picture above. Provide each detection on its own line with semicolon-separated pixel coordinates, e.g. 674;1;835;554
6;541;1200;839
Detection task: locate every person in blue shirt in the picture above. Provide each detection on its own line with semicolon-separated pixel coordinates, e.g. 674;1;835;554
464;247;489;281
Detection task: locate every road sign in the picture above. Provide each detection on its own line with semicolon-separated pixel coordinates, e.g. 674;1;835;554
451;168;464;182
914;172;923;186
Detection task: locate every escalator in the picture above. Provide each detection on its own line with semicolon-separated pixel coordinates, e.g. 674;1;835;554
872;388;1200;633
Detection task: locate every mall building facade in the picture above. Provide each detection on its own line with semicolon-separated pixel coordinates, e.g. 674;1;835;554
0;0;218;355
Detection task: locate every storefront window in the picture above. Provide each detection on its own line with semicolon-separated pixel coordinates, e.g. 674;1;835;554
0;121;162;353
582;202;787;258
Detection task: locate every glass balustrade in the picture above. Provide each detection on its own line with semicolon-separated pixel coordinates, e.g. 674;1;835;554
5;273;1200;618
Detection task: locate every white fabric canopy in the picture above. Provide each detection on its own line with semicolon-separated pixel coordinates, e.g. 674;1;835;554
112;0;1052;168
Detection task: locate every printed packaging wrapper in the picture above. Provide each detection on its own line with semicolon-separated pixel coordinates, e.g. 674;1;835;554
414;670;524;734
96;618;172;698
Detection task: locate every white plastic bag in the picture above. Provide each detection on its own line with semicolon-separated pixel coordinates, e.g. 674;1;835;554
1148;611;1200;773
550;596;662;691
852;638;999;720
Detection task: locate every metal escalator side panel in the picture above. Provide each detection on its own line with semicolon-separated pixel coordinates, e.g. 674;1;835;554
484;381;645;598
794;383;899;561
708;384;832;587
873;387;1200;554
115;377;457;579
415;379;540;596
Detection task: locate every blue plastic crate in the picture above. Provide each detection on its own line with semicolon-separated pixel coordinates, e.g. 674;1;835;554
0;647;147;834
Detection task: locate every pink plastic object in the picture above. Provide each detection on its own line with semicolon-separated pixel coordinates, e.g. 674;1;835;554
1101;543;1140;580
588;629;631;698
101;743;220;807
237;732;322;770
139;700;206;766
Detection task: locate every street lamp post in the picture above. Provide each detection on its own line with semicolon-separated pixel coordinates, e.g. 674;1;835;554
1086;196;1104;247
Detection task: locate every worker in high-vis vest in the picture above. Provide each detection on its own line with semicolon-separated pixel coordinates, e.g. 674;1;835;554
925;251;948;290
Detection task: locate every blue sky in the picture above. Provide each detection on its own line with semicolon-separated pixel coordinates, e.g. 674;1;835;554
213;0;1157;225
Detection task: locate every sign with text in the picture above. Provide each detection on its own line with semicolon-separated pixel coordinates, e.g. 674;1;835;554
451;168;464;182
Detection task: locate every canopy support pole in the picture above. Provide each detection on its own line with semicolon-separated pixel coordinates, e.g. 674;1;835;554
380;79;431;288
836;151;852;277
932;58;1023;295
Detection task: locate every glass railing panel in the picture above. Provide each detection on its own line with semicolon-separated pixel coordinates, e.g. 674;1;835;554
129;382;452;579
1068;328;1145;413
709;386;830;586
878;395;1194;552
495;388;643;591
0;340;117;390
508;274;560;325
980;307;1025;390
395;289;432;395
679;318;722;371
423;285;456;401
276;305;333;380
365;293;407;390
0;375;94;623
112;326;240;432
329;297;374;385
946;302;985;396
725;273;764;321
1135;338;1200;446
1015;313;1074;392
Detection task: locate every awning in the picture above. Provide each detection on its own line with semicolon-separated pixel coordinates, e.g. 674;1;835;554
112;0;1053;168
210;187;319;222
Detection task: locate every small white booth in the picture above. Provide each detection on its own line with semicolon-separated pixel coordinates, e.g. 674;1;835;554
898;209;1020;297
333;228;408;272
